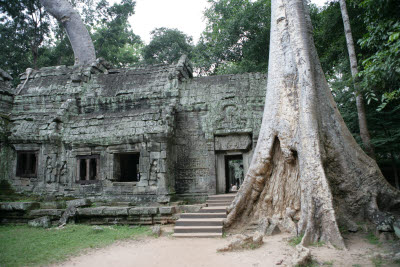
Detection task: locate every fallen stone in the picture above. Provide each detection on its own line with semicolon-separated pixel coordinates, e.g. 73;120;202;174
151;225;162;237
291;245;312;267
59;206;77;226
393;252;400;261
28;216;51;228
393;218;400;239
217;233;263;252
92;226;104;232
372;211;395;232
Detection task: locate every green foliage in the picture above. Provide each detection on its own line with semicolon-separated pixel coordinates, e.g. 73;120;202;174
0;224;151;267
0;0;51;85
143;27;194;64
195;0;271;75
358;0;400;110
309;0;400;183
288;234;303;247
92;0;143;67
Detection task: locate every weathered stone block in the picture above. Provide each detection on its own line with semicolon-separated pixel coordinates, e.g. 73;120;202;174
159;206;176;215
129;207;158;215
150;152;161;159
178;205;202;213
77;207;105;216
0;202;40;211
40;201;66;209
103;207;129;216
29;209;64;217
66;199;91;208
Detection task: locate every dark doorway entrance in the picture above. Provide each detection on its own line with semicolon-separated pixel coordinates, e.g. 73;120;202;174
224;155;244;193
116;153;140;182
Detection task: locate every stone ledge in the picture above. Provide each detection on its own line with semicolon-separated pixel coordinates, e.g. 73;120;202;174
0;202;40;211
129;207;159;215
29;209;64;217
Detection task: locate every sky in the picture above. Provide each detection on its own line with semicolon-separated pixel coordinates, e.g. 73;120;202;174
127;0;329;44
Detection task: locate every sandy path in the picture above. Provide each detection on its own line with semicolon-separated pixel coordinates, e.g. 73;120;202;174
56;231;387;267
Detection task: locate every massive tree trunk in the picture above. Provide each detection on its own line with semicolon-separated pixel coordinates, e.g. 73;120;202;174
339;0;375;159
225;0;400;249
40;0;96;65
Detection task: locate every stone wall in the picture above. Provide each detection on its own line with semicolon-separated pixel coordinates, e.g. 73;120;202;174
1;56;267;203
174;73;266;197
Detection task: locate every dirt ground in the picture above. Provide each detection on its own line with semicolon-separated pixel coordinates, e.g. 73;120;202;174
56;226;399;267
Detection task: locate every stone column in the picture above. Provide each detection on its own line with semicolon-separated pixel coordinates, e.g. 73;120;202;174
86;159;90;180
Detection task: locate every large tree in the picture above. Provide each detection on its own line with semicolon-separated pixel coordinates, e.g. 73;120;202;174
225;0;400;249
40;0;96;65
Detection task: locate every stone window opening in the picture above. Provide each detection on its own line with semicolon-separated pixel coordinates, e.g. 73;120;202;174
16;151;38;177
114;153;140;182
76;155;99;183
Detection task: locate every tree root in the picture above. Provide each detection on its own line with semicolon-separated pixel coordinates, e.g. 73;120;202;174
217;232;263;252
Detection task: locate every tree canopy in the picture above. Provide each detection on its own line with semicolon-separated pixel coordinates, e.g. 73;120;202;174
142;27;194;65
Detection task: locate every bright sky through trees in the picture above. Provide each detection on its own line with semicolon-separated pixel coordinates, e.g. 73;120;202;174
125;0;327;44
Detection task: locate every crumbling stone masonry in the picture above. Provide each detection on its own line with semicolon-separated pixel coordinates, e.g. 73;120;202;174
0;56;266;203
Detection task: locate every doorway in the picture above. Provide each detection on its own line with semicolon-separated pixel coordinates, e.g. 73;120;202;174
224;155;244;193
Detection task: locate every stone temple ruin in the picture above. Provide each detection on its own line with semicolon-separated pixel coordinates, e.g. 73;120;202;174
0;56;266;205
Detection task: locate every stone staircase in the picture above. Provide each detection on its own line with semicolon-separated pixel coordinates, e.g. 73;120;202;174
172;193;236;238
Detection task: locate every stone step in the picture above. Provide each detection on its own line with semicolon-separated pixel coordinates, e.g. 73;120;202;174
206;199;233;203
207;194;236;201
206;202;231;207
180;212;226;219
201;206;227;213
174;226;223;234
175;218;223;226
172;233;221;238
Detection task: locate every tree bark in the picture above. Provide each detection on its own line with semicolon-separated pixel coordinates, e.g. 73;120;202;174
225;0;400;249
339;0;375;159
40;0;96;65
390;151;399;190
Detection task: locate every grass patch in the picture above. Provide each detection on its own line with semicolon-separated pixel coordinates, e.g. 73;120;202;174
0;224;151;267
322;260;334;266
365;232;381;246
288;234;303;247
310;241;325;247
